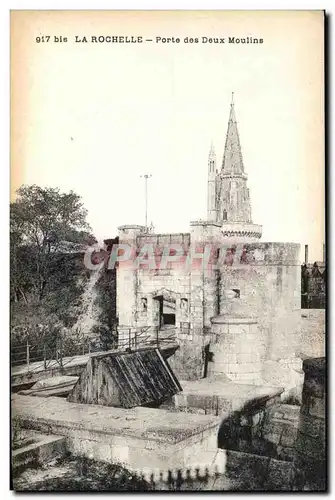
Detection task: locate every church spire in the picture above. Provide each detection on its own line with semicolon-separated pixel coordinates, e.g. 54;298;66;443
216;96;252;224
206;96;262;239
221;93;244;174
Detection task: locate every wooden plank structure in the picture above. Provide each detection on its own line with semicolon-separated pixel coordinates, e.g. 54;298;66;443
67;348;182;408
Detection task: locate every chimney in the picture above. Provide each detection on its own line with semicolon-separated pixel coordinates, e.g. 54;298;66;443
304;244;309;264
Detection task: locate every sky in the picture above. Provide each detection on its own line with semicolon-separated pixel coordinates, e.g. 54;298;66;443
11;10;325;261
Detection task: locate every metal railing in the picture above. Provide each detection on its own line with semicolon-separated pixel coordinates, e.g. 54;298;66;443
11;326;178;372
11;335;104;371
117;325;177;351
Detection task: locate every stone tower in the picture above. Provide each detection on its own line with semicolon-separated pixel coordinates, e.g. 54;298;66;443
207;142;217;221
207;94;262;240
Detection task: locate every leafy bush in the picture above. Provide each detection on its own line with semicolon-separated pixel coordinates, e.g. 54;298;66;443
91;324;117;351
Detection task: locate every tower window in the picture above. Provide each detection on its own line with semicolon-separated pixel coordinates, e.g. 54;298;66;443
181;298;188;312
223;209;227;221
141;297;147;312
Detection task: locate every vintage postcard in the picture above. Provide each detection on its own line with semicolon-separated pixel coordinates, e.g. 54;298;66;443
10;10;326;492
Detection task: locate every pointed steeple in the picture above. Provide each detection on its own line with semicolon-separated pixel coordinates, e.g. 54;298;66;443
205;96;262;240
221;93;244;174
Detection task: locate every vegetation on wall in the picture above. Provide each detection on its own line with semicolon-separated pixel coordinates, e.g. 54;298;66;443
93;266;117;350
10;185;97;345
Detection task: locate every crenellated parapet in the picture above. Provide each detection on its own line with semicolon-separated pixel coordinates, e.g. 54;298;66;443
221;222;262;240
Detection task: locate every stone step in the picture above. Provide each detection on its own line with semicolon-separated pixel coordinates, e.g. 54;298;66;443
12;434;67;475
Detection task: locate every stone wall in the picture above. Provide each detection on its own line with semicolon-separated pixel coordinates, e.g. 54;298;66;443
294;358;326;491
169;336;206;380
218;242;301;365
116;225;145;326
13;395;221;476
260;404;300;462
117;227;192;330
208;316;262;384
117;221;301;381
135;269;190;329
300;310;325;358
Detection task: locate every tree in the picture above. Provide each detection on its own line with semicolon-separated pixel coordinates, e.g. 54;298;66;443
10;185;94;302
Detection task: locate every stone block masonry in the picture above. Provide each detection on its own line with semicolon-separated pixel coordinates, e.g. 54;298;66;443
208;313;262;384
117;220;301;381
171;379;283;416
294;358;326;491
218;242;301;366
12;395;222;475
300;309;325;358
12;433;67;475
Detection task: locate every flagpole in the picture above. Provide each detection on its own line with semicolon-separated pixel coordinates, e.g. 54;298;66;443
140;174;152;232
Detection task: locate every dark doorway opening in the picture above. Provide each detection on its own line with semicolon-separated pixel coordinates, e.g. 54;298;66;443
163;313;175;326
154;295;176;329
